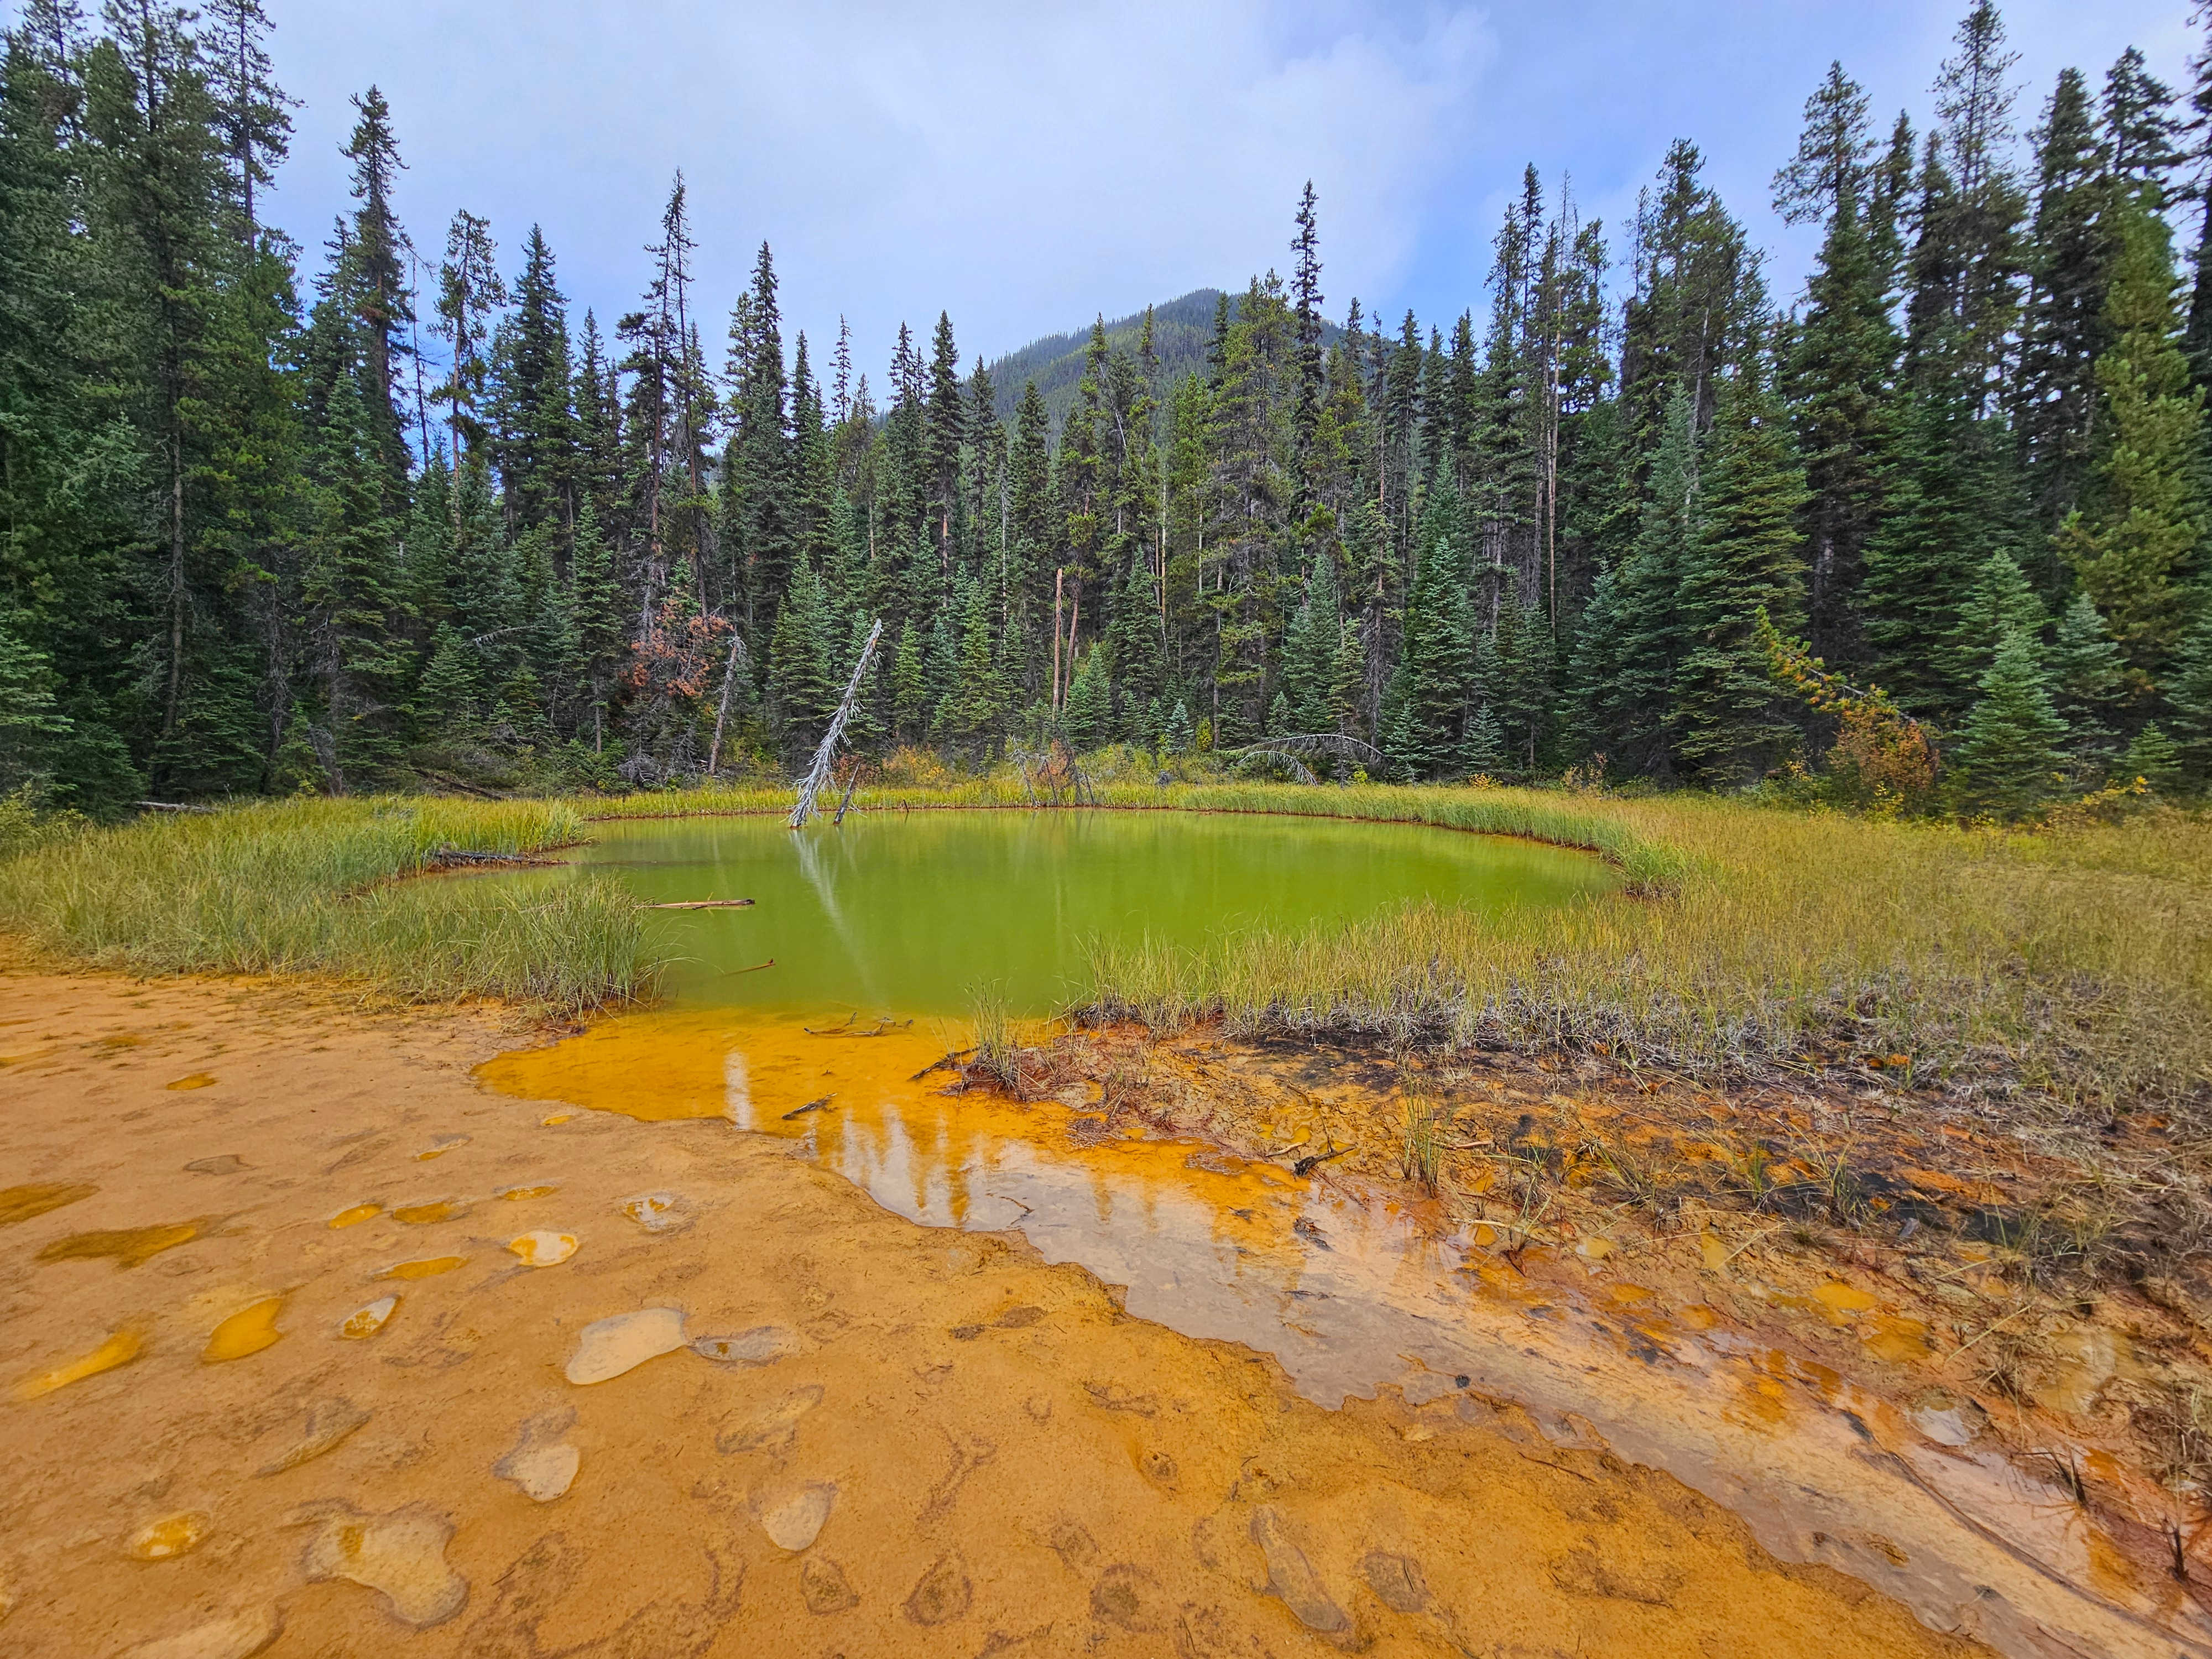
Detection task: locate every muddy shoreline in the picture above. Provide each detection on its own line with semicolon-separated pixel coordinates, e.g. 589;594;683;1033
0;966;2003;1658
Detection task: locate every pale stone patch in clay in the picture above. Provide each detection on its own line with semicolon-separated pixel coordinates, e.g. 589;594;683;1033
255;1399;370;1477
126;1511;208;1560
716;1384;825;1454
565;1307;685;1384
115;1606;282;1659
1249;1507;1349;1632
495;1407;581;1501
691;1324;794;1365
340;1296;397;1339
300;1502;467;1628
506;1230;577;1267
758;1482;836;1551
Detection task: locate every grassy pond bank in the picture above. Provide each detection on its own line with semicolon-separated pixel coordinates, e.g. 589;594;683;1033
4;784;2211;1653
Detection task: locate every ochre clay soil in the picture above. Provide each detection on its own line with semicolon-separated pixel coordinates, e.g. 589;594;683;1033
0;968;1981;1659
1072;1022;2212;1596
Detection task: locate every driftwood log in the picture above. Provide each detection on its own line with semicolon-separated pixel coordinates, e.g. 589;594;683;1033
644;898;755;910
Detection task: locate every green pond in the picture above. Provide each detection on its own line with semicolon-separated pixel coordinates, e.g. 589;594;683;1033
563;808;1615;1015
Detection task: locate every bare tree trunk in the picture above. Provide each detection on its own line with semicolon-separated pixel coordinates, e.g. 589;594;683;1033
790;619;884;828
707;631;752;775
1051;566;1064;712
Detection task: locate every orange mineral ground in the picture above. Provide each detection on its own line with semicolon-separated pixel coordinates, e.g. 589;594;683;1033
0;966;2184;1658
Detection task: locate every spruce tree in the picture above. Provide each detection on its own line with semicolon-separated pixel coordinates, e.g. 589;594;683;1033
2054;196;2206;686
336;86;412;500
494;223;573;536
2164;615;2212;784
765;555;835;761
2117;722;2180;792
1949;626;2068;817
890;618;925;743
1780;79;1898;661
1672;363;1811;784
1939;549;2046;701
2046;591;2125;768
2015;68;2111;536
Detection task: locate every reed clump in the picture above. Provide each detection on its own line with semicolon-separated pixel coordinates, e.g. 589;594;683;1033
0;796;652;1012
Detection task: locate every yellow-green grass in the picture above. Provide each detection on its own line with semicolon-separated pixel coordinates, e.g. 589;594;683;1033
0;797;651;1012
593;780;2209;1107
1085;794;2212;1112
6;782;2204;1111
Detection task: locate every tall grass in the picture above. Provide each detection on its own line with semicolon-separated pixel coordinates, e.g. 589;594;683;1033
1084;795;2212;1112
0;797;653;1011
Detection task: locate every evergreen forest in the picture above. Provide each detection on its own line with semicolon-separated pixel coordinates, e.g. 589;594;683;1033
7;0;2212;821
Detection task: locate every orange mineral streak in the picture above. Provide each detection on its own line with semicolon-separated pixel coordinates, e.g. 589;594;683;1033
0;1182;98;1228
13;1326;146;1400
38;1220;204;1269
202;1295;284;1362
327;1203;381;1229
373;1256;467;1281
475;1010;2207;1659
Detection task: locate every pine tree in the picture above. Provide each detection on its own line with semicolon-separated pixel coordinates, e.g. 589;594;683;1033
1949;626;2068;817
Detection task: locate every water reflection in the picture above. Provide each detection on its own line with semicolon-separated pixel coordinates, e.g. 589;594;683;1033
482;1011;2211;1659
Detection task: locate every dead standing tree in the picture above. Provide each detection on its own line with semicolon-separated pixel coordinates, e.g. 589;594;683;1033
790;620;885;828
706;631;753;776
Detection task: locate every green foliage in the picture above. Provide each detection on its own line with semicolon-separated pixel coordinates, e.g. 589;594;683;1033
2054;196;2207;685
3;3;2205;832
1950;628;2070;818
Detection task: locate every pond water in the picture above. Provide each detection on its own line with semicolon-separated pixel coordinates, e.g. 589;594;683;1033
562;808;1615;1014
477;808;2204;1658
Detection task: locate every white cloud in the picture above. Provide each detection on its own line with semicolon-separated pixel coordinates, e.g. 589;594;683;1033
263;1;1494;377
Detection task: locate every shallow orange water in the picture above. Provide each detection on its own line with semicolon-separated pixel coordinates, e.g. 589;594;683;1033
483;1010;2212;1659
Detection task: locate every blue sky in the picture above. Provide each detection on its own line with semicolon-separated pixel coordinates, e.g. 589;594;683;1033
251;0;2196;384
